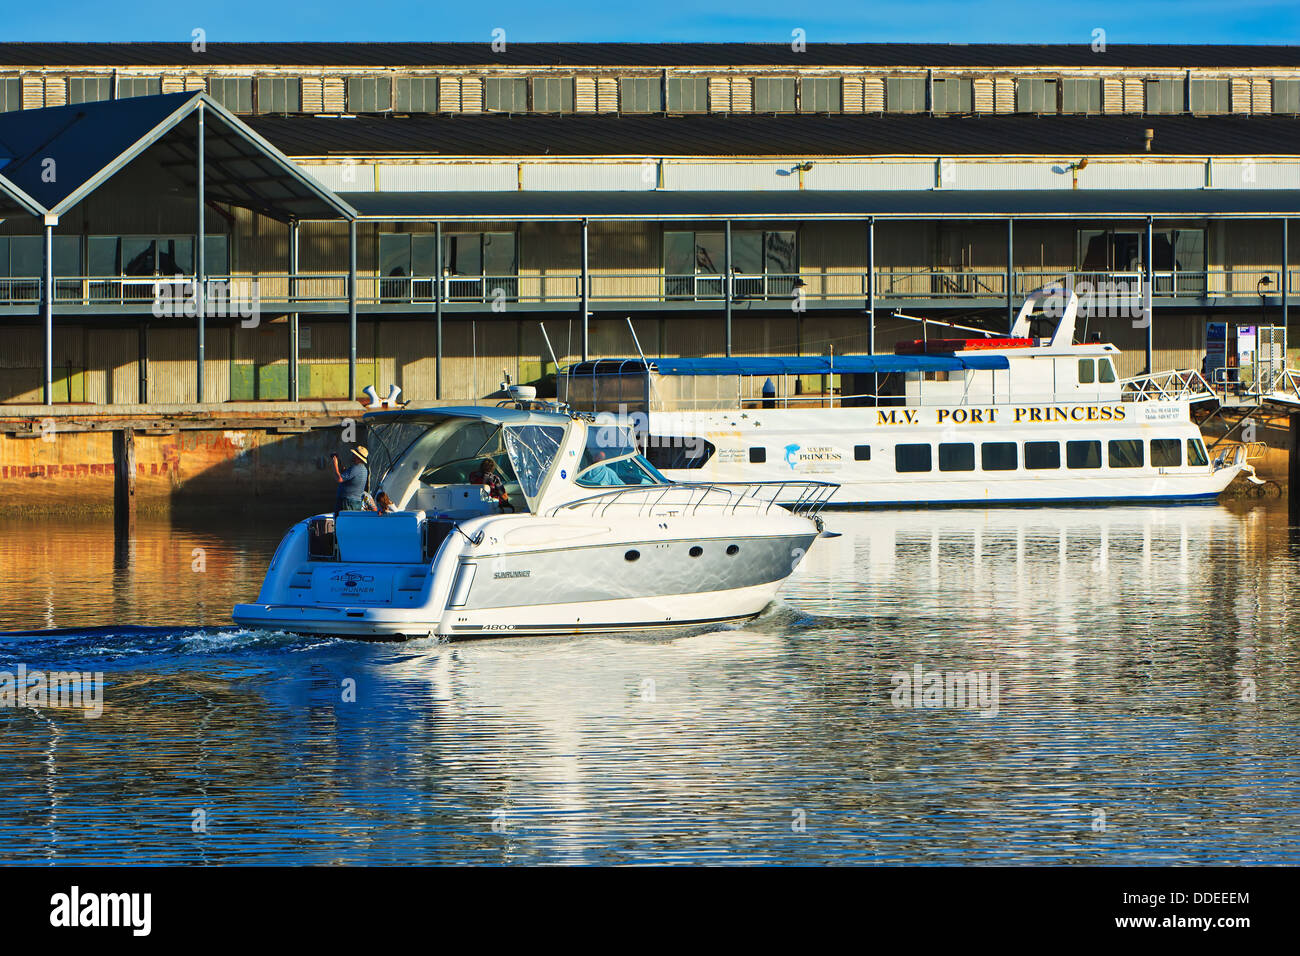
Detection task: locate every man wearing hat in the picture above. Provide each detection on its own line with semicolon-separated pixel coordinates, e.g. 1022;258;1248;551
331;445;370;511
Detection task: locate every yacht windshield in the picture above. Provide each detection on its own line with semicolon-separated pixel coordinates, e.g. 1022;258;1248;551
575;423;668;487
504;424;567;502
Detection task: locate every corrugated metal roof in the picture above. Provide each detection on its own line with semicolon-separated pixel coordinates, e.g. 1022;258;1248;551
251;113;1300;158
1;42;1299;68
0;92;354;220
341;189;1300;220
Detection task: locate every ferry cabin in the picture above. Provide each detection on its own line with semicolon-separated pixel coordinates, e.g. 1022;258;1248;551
561;295;1240;507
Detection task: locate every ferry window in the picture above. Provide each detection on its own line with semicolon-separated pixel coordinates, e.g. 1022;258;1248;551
643;436;714;470
1108;439;1145;468
1187;438;1209;467
981;442;1018;471
938;442;975;472
1067;440;1102;469
1099;359;1117;383
1151;438;1182;467
895;443;932;473
1025;441;1061;470
1078;359;1095;384
854;445;871;461
749;447;767;464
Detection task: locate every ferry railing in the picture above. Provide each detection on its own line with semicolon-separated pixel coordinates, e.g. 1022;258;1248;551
1120;369;1216;403
547;480;839;520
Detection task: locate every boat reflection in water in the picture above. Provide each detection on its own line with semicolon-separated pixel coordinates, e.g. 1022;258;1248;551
2;502;1297;864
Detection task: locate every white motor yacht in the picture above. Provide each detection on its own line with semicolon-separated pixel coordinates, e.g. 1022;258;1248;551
233;397;835;639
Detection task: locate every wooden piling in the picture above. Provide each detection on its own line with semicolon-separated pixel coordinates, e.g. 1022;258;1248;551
113;427;136;530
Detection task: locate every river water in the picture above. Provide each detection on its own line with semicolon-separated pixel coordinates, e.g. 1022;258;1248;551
0;504;1297;864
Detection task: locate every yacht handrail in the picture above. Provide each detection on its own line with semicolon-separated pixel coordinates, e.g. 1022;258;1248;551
546;480;838;519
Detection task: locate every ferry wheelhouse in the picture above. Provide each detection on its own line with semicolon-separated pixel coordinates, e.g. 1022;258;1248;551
561;291;1245;508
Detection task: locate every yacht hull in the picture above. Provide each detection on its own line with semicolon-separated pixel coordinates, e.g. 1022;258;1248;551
232;512;818;640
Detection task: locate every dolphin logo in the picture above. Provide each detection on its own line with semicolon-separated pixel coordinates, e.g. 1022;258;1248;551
784;444;800;469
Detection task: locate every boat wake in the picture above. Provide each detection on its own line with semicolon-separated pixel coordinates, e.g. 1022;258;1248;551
0;624;337;668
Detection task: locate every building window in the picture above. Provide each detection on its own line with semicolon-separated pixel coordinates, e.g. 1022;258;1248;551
532;77;574;113
664;230;797;299
886;76;925;112
754;77;796;112
1066;440;1102;469
484;77;528;112
666;76;707;112
1273;78;1300;114
1145;77;1185;114
117;77;161;99
378;232;441;300
938;442;975;472
0;77;19;112
1024;441;1061;470
1061;77;1102;114
1189;77;1230;114
800;76;841;112
68;76;112;104
440;232;518;300
257;77;301;113
981;442;1018;471
895;444;932;473
1108;439;1145;468
394;76;438;113
1151;438;1182;468
208;77;253;113
931;77;972;113
619;77;662;112
347;76;392;113
1016;78;1057;113
1077;227;1206;294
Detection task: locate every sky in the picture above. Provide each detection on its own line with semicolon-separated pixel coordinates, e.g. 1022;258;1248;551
2;0;1298;44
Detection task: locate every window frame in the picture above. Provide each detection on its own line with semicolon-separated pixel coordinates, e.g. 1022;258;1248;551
980;441;1018;472
532;76;575;113
894;443;933;473
1151;438;1182;468
1016;77;1058;114
1024;441;1062;470
938;442;976;472
394;76;439;113
484;76;529;113
1066;440;1102;470
618;76;663;113
1061;77;1102;114
886;75;926;113
799;76;841;113
67;76;113;105
207;76;253;113
256;76;301;114
1108;439;1145;469
666;75;708;113
931;77;973;114
753;76;797;113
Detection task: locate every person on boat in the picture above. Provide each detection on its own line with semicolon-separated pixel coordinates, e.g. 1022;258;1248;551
332;446;369;512
374;491;398;514
470;458;513;511
580;451;624;486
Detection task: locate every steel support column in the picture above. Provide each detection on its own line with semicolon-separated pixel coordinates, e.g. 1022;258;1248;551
434;221;443;400
866;216;875;354
580;217;590;362
724;220;733;357
41;220;54;405
196;102;206;403
288;219;299;402
1144;216;1154;375
347;219;358;399
1284;218;1290;337
1006;218;1014;334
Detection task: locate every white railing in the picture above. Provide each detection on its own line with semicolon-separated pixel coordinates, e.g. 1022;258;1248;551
548;480;838;519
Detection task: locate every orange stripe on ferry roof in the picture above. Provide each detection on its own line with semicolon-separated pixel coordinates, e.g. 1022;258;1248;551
895;338;1036;354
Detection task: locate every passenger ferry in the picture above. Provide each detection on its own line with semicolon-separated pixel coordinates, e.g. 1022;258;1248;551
561;290;1246;508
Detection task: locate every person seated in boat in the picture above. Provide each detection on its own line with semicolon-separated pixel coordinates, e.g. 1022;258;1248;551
579;451;623;486
374;491;398;514
332;446;369;512
469;458;514;512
